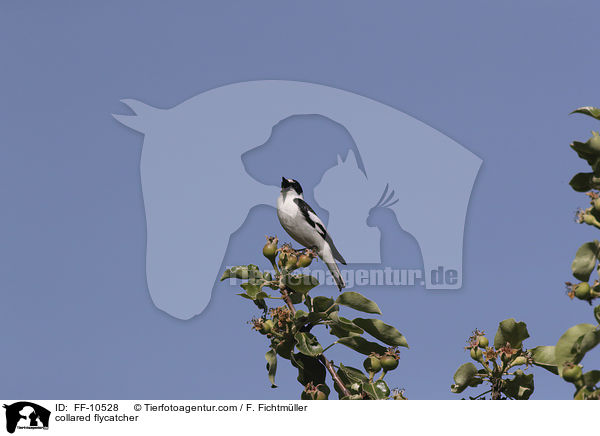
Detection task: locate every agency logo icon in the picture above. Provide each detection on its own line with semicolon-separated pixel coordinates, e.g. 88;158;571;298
114;80;481;320
3;402;50;433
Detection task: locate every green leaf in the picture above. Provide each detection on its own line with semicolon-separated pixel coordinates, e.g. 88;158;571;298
362;380;390;400
503;372;534;400
529;346;558;375
275;338;294;360
555;323;600;375
336;292;382;315
594;305;600;325
303;295;312;311
291;353;326;386
337;336;387;355
338;364;369;384
328;312;364;334
571;140;594;155
353;318;408;348
295;310;308;318
468;377;484;388
571;134;600;171
493;318;530;349
312;296;337;313
571;106;600;120
288;290;304;305
285;274;319;294
221;266;246;281
265;349;277;388
220;264;262;281
580;327;600;354
294;332;324;357
253;298;268;312
574;386;592;400
240;281;266;299
334;364;368;399
570;173;593;192
329;324;361;339
572;241;600;282
240;281;262;294
570;141;597;165
450;362;477;394
307;311;328;323
583;370;600;389
374;380;390;398
262;271;273;281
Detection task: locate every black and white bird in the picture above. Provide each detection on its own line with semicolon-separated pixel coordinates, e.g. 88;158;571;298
277;177;347;291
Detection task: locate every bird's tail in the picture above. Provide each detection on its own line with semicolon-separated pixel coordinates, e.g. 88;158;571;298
321;247;346;291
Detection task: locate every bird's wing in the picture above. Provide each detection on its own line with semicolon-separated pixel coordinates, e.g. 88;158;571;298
293;198;347;265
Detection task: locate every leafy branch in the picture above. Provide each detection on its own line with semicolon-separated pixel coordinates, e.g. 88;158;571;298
221;236;409;399
451;320;535;400
452;106;600;400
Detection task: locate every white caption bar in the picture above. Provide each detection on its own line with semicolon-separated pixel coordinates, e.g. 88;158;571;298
0;400;595;436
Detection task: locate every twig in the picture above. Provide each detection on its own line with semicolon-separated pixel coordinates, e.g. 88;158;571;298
280;285;351;398
280;288;296;315
491;378;503;400
319;355;351;398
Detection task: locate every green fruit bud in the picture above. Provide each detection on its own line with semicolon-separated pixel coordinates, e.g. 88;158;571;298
259;319;274;335
263;243;277;260
380;355;399;372
363;356;382;374
296;254;312;268
562;364;583;383
477;336;489;349
582;214;599;226
285;255;298;270
509;356;527;367
593;199;600;212
574;282;591;300
470;347;483;361
314;390;327;400
588;134;600;154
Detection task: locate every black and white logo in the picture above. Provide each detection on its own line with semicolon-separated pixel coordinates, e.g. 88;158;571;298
3;402;50;434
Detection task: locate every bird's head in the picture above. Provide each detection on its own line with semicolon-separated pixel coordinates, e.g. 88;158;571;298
281;177;303;196
367;183;399;227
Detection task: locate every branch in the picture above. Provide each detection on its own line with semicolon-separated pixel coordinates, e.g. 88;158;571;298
280;288;296;315
491;378;503;400
280;285;351;398
319;355;351;398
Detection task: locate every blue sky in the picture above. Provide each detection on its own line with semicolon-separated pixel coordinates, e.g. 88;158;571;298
1;1;599;399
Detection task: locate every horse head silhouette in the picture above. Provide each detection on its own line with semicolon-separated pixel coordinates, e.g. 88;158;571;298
114;80;481;319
